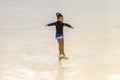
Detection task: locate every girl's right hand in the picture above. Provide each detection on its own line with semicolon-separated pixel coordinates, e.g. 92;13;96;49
45;24;48;27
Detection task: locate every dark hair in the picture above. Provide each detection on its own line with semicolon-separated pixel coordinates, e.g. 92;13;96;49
56;13;63;19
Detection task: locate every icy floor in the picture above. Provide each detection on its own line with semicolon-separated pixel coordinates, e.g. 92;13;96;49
0;29;120;80
0;0;120;79
0;50;120;80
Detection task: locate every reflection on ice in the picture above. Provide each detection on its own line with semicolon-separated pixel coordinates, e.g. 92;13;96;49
107;74;120;80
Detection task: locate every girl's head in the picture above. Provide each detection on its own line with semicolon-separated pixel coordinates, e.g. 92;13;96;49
56;13;64;22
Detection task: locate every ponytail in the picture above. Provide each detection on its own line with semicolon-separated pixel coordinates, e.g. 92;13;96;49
56;13;63;19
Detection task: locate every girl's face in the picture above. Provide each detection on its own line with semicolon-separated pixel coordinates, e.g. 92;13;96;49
58;17;64;22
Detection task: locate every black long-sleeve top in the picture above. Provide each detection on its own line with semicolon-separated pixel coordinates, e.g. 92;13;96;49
47;21;72;34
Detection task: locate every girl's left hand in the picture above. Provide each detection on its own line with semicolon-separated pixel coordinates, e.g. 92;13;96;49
71;26;74;29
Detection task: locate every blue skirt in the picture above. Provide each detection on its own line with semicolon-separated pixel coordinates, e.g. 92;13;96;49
56;33;64;39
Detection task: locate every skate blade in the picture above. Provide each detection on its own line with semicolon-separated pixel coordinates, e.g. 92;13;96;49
59;57;69;61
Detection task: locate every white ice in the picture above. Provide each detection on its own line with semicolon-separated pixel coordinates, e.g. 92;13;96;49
0;0;120;80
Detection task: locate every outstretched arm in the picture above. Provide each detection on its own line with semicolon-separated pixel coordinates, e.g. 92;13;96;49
63;23;74;29
46;22;56;26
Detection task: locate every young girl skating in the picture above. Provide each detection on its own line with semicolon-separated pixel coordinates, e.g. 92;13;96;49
46;13;73;60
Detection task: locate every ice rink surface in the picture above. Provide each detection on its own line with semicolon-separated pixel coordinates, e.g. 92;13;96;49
0;0;120;80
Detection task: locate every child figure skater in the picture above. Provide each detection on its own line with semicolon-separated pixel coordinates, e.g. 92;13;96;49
46;13;73;60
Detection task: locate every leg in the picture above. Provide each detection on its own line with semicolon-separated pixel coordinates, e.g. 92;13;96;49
61;38;65;56
57;38;68;59
57;38;64;56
